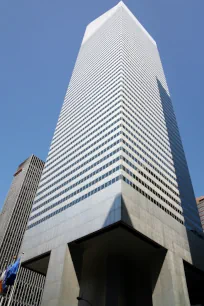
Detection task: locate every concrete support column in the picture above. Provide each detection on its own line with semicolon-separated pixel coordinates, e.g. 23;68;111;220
41;244;79;306
79;247;106;306
152;250;190;306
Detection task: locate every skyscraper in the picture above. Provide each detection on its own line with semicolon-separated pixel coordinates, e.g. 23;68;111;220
20;2;204;306
0;155;45;306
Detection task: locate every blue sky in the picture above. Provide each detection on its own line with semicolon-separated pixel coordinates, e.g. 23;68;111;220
0;0;203;209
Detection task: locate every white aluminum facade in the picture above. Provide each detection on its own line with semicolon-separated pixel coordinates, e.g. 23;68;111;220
27;1;201;234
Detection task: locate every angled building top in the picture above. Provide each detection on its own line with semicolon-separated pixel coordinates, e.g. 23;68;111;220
82;1;156;46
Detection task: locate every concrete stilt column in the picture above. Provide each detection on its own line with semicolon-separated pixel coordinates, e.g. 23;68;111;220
78;246;107;306
40;244;79;306
152;250;190;306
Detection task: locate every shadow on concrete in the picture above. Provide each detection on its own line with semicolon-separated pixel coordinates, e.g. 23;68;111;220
22;252;50;276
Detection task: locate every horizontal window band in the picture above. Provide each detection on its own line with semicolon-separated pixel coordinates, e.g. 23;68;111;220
40;130;121;184
47;92;122;161
41;127;176;187
27;175;122;230
35;148;121;198
38;135;177;199
44;114;174;182
121;175;184;225
30;166;121;221
58;59;123;127
37;139;121;191
52;79;123;147
45;109;121;169
121;165;181;213
33;156;121;208
35;152;179;209
31;160;181;224
27;172;183;231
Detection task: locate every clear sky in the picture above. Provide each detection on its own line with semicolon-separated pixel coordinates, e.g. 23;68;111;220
0;0;203;209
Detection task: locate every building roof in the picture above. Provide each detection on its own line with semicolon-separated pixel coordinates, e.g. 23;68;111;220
82;1;156;46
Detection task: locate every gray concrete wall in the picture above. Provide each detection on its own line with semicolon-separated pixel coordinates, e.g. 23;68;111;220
121;181;204;269
41;244;79;306
152;250;190;306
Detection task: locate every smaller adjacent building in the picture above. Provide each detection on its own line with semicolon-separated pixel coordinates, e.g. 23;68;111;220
196;196;204;231
0;155;45;306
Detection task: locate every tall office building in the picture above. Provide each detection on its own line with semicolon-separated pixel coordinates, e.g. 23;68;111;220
21;2;204;306
0;155;45;306
196;196;204;231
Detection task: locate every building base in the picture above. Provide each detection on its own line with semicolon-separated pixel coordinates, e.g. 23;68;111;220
22;223;204;306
